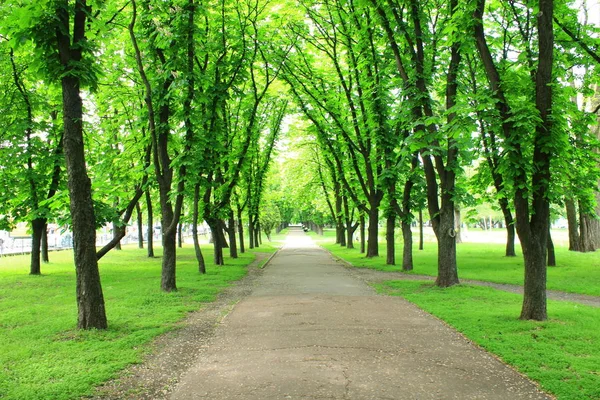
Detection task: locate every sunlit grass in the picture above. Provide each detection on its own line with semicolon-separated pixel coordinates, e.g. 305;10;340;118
311;229;600;296
0;233;285;400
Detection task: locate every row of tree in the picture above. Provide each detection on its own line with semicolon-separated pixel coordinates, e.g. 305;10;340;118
266;0;599;321
0;0;599;329
0;0;291;329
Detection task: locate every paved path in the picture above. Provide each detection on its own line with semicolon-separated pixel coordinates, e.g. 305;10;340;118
169;228;551;400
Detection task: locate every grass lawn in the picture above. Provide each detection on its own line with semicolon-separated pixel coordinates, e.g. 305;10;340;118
0;233;285;400
375;281;600;400
312;229;600;296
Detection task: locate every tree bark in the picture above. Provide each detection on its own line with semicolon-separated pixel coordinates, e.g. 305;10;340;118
500;198;517;256
146;189;154;258
113;221;122;251
386;212;395;265
227;211;238;259
41;223;49;263
566;200;581;251
178;223;183;248
366;207;379;257
401;219;413;271
418;208;424;250
136;202;144;249
360;214;366;254
192;184;206;274
30;218;45;275
237;206;245;254
57;1;107;329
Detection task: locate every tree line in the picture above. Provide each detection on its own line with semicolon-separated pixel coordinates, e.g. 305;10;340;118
0;0;599;329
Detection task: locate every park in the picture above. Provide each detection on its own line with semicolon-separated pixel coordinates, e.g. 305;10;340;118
0;0;599;398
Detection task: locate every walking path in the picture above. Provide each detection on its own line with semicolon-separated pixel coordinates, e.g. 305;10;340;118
168;228;551;399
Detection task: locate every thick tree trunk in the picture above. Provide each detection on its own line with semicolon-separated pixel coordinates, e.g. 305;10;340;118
520;234;548;320
41;223;49;263
434;206;459;287
136;202;144;249
566;199;581;251
360;214;366;254
386;213;395;265
30;218;45;275
159;187;178;291
519;0;553;321
346;222;358;249
401;220;413;271
366;207;379;257
146;189;154;258
61;73;107;329
161;225;177;291
580;208;600;252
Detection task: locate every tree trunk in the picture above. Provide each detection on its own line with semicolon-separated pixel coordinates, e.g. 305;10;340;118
208;219;224;266
500;198;517;256
159;186;178;291
519;0;553;321
386;212;395;265
219;219;229;248
401;219;413;271
161;224;177;291
418;209;424;250
366;207;379;257
178;223;183;248
136;202;144;249
566;199;581;251
192;185;206;274
454;206;462;244
547;226;556;267
435;206;459;287
346;222;358;249
113;221;122;250
30;218;45;275
146;189;154;258
228;212;238;259
237;206;245;254
41;223;49;263
61;73;107;329
248;215;255;249
360;214;366;254
519;234;548;320
580;208;600;252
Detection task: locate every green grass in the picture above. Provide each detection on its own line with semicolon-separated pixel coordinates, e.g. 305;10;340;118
375;281;600;400
311;229;600;296
0;238;282;400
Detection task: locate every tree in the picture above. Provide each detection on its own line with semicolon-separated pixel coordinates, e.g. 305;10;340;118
472;0;557;320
